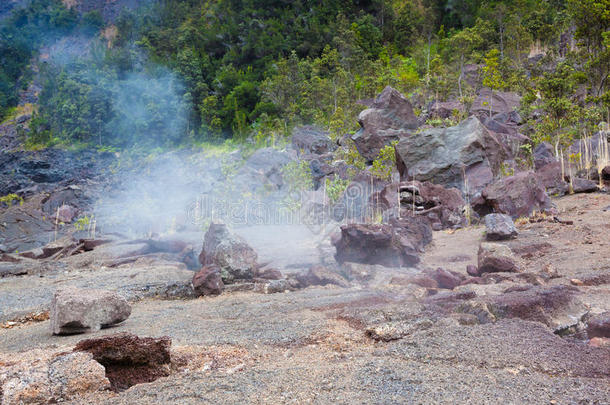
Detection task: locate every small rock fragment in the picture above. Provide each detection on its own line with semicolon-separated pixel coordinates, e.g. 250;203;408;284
477;242;520;274
484;213;518;240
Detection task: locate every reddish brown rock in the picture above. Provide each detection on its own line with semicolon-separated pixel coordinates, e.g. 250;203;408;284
192;264;224;296
466;265;480;277
487;285;588;332
476;171;551;218
587;312;610;339
424;267;465;290
477;242;520;274
333;217;432;267
74;333;171;392
352;86;419;161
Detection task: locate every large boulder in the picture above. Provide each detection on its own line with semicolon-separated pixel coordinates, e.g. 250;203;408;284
352;86;419;161
292;125;336;155
199;223;259;283
471;87;521;117
571;177;598;193
74;333;171;392
232;147;293;194
333;216;432;267
533;142;557;170
474;171;552;218
484;214;518;240
50;287;131;335
395;116;509;196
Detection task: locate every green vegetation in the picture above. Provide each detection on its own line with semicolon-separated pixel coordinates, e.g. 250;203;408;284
0;193;24;207
325;176;350;204
371;142;398;181
0;0;608;152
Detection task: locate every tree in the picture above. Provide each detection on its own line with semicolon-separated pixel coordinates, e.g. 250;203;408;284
481;49;506;117
445;27;482;98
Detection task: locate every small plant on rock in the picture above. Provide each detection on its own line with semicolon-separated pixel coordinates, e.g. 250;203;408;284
0;193;24;207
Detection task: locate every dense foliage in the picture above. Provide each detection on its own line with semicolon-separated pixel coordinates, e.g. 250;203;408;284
1;0;609;150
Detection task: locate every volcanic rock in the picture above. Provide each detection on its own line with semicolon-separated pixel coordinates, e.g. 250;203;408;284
533;142;557;170
74;333;171;392
587;312;610;339
477;242;520;273
295;265;350;288
475;171;551;218
292;125;336;155
352;86;419;161
199;223;259;283
535;161;569;196
50;287;131;335
471;87;521;117
428;100;465;119
394;116;509;195
486;285;588;332
484;213;518;240
0;351;110;404
424;267;465;290
571;177;598;193
192;264;224;296
333;216;432;267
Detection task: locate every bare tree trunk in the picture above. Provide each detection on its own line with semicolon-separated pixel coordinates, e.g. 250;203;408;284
458;54;464;98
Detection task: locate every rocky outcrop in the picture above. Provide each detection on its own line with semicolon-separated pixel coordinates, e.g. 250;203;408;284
471;87;521;117
50;287;131;335
352;86;419;161
477;242;520;273
292;125;336;155
74;333;171;392
395;116;509;196
199;223;259;283
192;264;224;296
484;214;518;240
474;171;551;218
333;216;432;267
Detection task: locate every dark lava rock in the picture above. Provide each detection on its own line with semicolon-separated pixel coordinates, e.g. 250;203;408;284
475;171;551;218
477;242;520;273
395;116;509;195
74;333;171;392
587;312;610;339
571;177;598;193
199;223;258;283
333;216;432;267
533;142;557;170
352;86;419;161
292;125;336;155
484;213;518;240
192;264;224;296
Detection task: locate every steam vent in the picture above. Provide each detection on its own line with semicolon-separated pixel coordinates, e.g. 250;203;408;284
0;1;609;403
